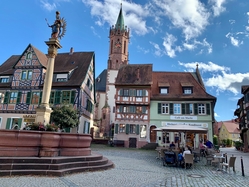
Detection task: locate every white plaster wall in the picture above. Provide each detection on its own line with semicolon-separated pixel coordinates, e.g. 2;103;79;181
106;70;118;123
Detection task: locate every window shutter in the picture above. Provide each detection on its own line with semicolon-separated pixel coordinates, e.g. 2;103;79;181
142;90;146;96
134;89;137;96
186;103;190;114
206;103;210;115
70;90;76;104
4;92;9;104
136;125;140;135
194;103;198;115
129;89;133;96
17;118;22;129
16;92;22;104
55;91;61;104
119;106;123;112
170;103;173;114
142;106;146;114
6;118;11;129
115;124;119;134
26;92;31;104
158;103;161;114
125;124;129;134
39;92;43;104
182;103;185;114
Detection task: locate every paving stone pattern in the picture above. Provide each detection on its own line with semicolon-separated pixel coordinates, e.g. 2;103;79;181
0;146;248;187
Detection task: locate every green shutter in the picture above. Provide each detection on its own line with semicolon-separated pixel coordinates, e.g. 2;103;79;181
142;90;146;96
70;90;76;104
125;124;129;134
55;91;61;104
133;89;136;96
39;92;43;104
4;92;9;104
186;103;190;114
158;103;161;114
17;118;22;129
194;103;198;115
16;92;22;104
142;106;146;114
136;125;140;135
170;103;173;114
6;118;11;129
26;92;31;104
206;103;210;115
129;89;133;96
115;124;118;134
182;103;185;114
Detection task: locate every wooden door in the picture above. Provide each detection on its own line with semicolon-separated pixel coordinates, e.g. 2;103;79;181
150;126;157;143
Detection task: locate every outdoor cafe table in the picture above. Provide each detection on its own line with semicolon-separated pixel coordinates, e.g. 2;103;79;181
213;155;225;171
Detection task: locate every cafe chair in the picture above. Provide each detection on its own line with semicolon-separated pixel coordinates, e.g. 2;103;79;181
184;154;194;169
222;156;236;173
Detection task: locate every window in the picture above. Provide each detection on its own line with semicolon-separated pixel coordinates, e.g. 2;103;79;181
123;89;129;96
136;90;143;97
189;104;193;114
57;78;67;82
86;99;93;113
160;87;168;94
26;52;32;59
173;104;181;114
9;92;18;104
62;91;70;104
140;125;147;138
0;78;9;83
183;87;192;94
21;70;32;80
162;103;169;114
198;103;206;114
119;124;125;133
129;124;136;134
0;93;4;104
31;92;40;104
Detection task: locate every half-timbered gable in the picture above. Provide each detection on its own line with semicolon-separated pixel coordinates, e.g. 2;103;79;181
0;44;95;134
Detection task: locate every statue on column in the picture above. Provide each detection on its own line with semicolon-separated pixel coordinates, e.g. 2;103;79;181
46;11;67;39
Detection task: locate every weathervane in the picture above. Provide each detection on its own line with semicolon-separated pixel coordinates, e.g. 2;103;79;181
45;11;67;39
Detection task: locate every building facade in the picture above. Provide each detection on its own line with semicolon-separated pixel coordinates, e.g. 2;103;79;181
150;70;216;148
0;44;95;134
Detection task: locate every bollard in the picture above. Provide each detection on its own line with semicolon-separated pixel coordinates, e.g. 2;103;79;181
241;156;245;177
225;153;227;163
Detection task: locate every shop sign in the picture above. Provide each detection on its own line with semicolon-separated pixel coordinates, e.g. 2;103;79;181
162;121;208;128
170;115;197;120
23;115;36;119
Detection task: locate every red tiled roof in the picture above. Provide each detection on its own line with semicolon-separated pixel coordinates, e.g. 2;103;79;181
151;71;216;101
115;64;153;85
222;121;240;133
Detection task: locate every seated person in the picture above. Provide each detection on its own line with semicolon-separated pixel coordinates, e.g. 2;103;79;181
182;146;191;158
178;151;184;166
205;140;213;149
169;141;175;148
199;141;207;156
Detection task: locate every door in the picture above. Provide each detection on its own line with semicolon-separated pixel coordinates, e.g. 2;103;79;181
150;126;157;143
129;138;137;148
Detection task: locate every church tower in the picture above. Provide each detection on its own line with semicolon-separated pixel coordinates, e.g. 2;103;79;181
102;4;129;137
108;5;129;69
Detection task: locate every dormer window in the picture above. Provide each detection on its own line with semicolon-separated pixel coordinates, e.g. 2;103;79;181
55;74;68;82
160;87;168;94
183;87;193;94
0;76;9;83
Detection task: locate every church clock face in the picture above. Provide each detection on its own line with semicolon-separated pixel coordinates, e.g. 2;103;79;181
115;41;122;48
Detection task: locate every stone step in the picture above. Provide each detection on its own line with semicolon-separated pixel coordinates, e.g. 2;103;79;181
0;153;114;176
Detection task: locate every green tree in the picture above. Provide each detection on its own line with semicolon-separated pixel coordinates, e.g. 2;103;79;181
50;105;79;130
213;135;218;145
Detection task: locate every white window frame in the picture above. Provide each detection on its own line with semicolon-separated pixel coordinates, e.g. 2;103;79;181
173;103;181;114
189;103;194;115
184;87;192;94
198;103;206;115
162;103;169;114
160;87;168;94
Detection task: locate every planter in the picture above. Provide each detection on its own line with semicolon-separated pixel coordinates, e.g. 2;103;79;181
0;130;92;157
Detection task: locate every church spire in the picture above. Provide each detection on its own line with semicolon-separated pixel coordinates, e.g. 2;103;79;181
115;3;125;31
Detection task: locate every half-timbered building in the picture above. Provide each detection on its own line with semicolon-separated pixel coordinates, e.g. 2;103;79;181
0;44;95;134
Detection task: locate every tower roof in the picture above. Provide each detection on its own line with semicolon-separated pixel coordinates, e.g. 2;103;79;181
115;5;125;30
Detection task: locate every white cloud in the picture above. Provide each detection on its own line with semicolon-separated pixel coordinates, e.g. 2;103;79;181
162;33;178;58
209;0;227;17
137;45;149;54
151;0;210;41
178;61;249;95
82;0;149;35
229;20;235;24
40;0;56;11
214;113;220;118
226;33;243;47
150;42;163;57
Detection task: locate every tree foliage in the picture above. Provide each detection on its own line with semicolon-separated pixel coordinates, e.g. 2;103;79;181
50;105;79;129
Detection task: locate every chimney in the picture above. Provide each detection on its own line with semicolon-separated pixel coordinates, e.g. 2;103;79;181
69;47;74;55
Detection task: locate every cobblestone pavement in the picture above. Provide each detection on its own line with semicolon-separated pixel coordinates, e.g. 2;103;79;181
0;145;248;187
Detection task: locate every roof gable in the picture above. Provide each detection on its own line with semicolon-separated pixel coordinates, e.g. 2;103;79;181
13;44;47;68
222;121;240;134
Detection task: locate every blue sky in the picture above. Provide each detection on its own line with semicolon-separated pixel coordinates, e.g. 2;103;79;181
1;0;249;122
